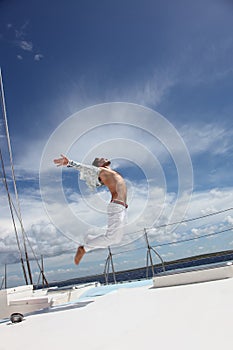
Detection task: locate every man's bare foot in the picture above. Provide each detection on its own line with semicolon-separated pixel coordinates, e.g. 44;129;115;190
74;246;86;265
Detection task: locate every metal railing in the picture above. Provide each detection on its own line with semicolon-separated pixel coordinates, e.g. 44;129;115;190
104;228;166;284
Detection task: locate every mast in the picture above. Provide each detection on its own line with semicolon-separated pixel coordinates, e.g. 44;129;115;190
0;68;33;284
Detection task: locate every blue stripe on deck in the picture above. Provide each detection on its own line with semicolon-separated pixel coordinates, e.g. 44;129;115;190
79;279;153;299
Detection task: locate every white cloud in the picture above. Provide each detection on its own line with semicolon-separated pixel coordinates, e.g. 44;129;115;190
180;122;233;156
1;176;233;287
226;215;233;225
122;69;177;107
147;186;233;249
61;65;177;115
17;40;33;51
15;103;194;215
1;180;233;262
12;21;34;52
14;21;31;40
34;54;43;61
2;21;44;60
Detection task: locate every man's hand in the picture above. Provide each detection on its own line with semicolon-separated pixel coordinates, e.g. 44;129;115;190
53;154;69;167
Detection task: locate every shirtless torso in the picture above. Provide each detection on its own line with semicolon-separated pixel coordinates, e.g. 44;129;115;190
99;167;127;204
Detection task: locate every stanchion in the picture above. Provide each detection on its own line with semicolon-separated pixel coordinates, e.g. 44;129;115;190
144;228;166;278
104;246;117;284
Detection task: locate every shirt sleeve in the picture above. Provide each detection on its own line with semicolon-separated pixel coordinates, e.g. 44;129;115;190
67;160;102;191
67;159;82;169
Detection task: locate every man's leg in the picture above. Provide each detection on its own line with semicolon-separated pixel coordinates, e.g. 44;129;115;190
74;203;126;265
74;246;86;265
84;203;126;250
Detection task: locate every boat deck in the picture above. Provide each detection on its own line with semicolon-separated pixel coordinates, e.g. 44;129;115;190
0;264;233;350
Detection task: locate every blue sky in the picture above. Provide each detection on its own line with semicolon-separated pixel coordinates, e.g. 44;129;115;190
1;0;233;287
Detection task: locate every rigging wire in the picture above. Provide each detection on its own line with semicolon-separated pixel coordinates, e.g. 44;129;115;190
1;204;233;267
52;205;233;256
151;225;233;248
0;68;41;285
147;206;233;231
110;226;233;257
27;220;233;260
0;69;33;284
0;148;29;284
0;171;49;286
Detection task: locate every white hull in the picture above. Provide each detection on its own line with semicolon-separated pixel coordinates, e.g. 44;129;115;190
153;262;233;288
0;285;50;319
0;282;99;320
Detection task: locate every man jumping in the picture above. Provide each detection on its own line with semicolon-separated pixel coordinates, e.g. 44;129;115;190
53;155;128;265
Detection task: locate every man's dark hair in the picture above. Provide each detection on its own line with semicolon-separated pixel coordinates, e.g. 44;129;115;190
92;158;111;167
92;158;100;167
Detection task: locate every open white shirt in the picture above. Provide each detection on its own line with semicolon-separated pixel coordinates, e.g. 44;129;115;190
67;160;102;191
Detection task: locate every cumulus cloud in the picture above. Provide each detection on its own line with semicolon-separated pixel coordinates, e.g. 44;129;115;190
226;215;233;225
147;186;233;248
17;40;33;51
1;179;233;263
34;54;43;61
0;186;75;265
1;174;233;288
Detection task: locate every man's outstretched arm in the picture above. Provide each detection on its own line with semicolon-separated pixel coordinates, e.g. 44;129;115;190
53;154;87;170
53;154;69;167
53;154;102;190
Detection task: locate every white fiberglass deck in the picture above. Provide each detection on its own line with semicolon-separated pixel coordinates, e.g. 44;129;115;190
0;265;233;350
